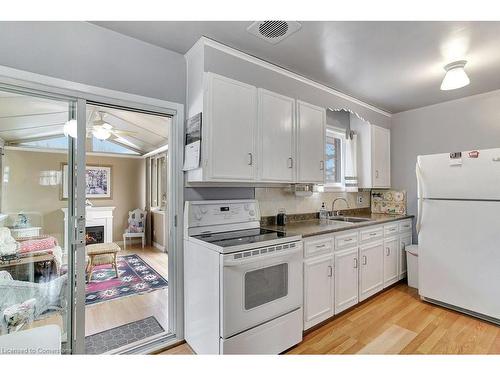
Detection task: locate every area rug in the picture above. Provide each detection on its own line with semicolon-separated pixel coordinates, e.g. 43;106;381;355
85;316;165;354
85;254;168;306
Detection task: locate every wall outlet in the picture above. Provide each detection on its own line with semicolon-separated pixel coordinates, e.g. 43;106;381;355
357;195;364;205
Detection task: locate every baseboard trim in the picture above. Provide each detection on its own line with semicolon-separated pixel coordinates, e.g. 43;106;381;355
115;239;144;247
153;241;165;251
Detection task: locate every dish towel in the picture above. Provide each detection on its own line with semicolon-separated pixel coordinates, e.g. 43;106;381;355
344;133;358;192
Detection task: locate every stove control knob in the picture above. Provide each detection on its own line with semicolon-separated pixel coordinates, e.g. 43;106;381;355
194;208;203;221
249;210;255;217
200;206;208;214
243;203;250;211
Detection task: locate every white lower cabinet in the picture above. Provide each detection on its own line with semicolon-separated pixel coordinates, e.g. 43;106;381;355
383;236;399;287
334;247;359;314
302;218;413;330
399;233;412;280
303;253;334;330
359;240;384;302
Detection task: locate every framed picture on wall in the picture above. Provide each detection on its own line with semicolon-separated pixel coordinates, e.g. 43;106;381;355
61;164;113;199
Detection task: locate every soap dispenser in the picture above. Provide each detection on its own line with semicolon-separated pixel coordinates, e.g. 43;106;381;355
319;202;328;222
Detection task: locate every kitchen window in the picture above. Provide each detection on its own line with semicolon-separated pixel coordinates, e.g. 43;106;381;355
324;127;345;191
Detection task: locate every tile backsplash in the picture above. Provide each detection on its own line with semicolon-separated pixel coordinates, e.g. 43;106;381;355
255;187;371;217
371;190;407;215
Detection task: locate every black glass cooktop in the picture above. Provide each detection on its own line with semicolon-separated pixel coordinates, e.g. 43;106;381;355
193;228;287;248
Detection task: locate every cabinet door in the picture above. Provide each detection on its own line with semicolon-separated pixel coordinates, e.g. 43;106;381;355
383;237;399;287
257;89;295;182
303;254;334;330
334;247;359;314
359;241;384;301
206;73;257;181
297;100;326;183
399;233;412;280
371;125;391;188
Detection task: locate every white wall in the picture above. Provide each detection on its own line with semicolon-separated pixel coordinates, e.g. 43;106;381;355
0;21;186;104
391;88;500;238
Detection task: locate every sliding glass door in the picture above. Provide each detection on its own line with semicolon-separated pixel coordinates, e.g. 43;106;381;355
82;102;173;354
0;86;86;354
0;81;182;355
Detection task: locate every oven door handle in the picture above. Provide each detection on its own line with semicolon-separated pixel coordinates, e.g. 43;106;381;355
223;247;302;267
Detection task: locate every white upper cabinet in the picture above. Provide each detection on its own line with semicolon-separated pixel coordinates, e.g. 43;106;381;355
204;73;257;181
297;100;326;184
257;89;295;182
350;115;391;189
187;72;327;184
371;125;391;188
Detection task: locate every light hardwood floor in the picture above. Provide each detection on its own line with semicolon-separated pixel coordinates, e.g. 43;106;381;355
85;245;169;336
31;245;169;343
160;283;500;355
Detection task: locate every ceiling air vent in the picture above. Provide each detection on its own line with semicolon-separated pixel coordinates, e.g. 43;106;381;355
247;21;302;44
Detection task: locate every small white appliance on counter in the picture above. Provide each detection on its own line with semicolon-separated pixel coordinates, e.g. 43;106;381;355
416;148;500;324
184;200;303;354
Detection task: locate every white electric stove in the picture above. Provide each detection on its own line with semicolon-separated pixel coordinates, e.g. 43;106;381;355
184;200;303;354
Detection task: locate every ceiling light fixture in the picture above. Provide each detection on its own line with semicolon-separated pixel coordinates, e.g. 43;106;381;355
92;126;111;140
63;119;77;138
440;60;470;90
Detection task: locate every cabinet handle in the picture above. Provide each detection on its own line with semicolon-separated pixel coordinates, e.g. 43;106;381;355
344;238;353;242
362;255;367;265
319;160;324;171
288;157;293;168
247;153;253;166
375;170;379;178
386;247;390;256
327;265;333;277
353;258;358;269
369;232;377;236
315;244;326;248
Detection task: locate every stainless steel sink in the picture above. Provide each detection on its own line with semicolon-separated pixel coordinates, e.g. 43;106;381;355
327;216;373;223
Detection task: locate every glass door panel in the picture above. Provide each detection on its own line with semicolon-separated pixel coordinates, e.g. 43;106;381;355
0;87;82;354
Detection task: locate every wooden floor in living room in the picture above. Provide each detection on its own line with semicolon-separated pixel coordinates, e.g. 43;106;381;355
85;245;169;337
160;283;500;355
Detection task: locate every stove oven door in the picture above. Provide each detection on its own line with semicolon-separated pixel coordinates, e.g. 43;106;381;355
221;242;303;338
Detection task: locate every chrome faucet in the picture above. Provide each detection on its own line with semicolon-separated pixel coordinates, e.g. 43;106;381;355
331;198;349;216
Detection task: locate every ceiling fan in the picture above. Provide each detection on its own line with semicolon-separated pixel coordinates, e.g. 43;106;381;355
64;110;137;140
89;111;137;140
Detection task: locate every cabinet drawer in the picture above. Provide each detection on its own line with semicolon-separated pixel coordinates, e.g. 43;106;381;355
399;219;412;233
334;232;358;250
359;226;383;243
384;224;398;237
304;237;334;258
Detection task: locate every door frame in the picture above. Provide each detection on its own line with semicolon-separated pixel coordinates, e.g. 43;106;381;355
0;65;185;354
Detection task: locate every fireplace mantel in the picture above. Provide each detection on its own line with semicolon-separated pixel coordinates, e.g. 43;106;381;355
61;206;115;254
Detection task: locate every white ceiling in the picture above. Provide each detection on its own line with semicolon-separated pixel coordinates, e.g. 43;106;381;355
0;90;170;154
87;104;169;153
92;21;500;113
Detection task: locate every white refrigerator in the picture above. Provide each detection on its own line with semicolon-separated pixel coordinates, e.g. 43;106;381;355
417;148;500;323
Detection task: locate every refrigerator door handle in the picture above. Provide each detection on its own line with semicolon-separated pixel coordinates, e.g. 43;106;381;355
416;161;424;235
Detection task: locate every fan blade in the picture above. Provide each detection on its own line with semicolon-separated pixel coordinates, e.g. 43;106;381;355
111;129;137;136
